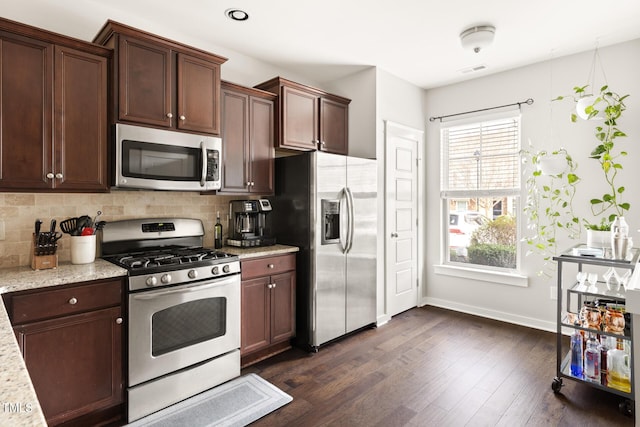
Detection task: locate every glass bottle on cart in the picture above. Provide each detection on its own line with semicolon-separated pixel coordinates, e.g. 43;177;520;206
570;330;583;377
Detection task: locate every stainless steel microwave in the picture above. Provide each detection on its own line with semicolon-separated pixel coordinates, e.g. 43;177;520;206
114;123;221;191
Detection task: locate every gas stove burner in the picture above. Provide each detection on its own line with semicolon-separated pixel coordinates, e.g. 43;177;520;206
109;247;238;274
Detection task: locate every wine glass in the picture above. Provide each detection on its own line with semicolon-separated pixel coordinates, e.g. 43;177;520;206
604;268;621;292
587;273;598;292
619;270;632;291
576;271;587;290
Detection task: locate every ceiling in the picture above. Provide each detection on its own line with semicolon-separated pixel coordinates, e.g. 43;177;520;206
5;1;640;89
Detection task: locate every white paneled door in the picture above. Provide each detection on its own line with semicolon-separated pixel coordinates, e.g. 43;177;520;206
385;121;421;317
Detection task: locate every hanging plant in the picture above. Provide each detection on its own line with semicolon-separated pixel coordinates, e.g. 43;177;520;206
521;146;581;276
554;84;630;230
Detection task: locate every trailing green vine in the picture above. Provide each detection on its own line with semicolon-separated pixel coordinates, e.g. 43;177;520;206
521;146;581;276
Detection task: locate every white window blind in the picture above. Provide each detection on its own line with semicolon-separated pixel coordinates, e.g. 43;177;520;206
441;115;521;199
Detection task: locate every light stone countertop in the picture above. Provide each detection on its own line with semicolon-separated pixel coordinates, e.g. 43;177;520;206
222;244;299;259
0;259;127;426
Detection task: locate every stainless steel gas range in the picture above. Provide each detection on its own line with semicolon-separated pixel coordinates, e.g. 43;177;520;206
101;218;241;423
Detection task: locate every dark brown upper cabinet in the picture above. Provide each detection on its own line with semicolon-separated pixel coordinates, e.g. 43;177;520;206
94;20;227;136
255;76;350;155
219;81;276;195
0;17;110;192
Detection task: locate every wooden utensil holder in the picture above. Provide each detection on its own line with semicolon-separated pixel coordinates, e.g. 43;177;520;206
31;233;58;270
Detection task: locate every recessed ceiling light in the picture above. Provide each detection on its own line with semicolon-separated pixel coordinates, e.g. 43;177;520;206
225;8;249;21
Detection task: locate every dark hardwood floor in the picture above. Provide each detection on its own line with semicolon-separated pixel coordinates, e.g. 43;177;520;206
242;306;633;426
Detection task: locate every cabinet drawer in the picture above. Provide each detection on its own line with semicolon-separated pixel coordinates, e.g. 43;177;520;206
9;279;122;325
241;254;296;279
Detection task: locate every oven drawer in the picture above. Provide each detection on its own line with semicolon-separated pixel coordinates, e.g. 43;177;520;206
241;254;296;280
9;279;122;325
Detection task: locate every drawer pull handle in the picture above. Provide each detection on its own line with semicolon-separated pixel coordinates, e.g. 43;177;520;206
268;264;274;269
68;297;78;305
115;318;123;324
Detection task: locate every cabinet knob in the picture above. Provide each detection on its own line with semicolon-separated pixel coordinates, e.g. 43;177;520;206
267;284;273;289
115;317;123;325
268;263;274;269
46;173;55;179
179;115;186;121
272;283;277;288
166;113;173;118
55;173;63;179
68;297;78;305
391;232;399;238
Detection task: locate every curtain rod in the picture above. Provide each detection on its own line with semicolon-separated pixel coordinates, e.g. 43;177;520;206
429;98;534;122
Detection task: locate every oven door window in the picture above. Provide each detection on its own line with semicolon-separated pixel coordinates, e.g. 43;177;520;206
123;140;201;181
152;297;226;356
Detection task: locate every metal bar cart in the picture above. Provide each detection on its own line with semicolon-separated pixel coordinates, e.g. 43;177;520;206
552;244;638;416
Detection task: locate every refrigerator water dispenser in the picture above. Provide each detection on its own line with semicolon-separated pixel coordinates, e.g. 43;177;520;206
322;199;340;244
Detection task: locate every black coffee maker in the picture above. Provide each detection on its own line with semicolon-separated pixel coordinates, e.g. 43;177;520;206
227;200;276;247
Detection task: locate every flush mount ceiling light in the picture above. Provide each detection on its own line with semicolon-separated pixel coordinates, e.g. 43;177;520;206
460;25;496;53
225;8;249;21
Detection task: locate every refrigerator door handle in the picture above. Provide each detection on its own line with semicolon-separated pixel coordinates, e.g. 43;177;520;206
345;186;355;253
338;188;348;254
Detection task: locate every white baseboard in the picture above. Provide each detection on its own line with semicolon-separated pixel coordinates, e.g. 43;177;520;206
376;314;391;327
420;297;556;333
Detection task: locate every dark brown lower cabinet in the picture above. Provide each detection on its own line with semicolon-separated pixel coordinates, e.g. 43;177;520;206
4;278;124;426
240;254;296;367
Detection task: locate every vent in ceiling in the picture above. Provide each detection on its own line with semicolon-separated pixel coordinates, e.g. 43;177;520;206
459;64;488;74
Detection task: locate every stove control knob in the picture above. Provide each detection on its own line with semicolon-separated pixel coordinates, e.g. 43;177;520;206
161;274;172;284
146;276;158;287
223;265;230;274
188;270;198;279
212;266;220;275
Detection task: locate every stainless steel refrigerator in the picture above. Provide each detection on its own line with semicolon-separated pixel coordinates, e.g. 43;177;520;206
271;151;377;350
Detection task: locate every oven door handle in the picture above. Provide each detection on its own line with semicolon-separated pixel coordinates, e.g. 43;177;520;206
131;276;238;300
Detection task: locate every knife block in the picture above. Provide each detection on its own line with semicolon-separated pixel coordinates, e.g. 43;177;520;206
31;233;58;270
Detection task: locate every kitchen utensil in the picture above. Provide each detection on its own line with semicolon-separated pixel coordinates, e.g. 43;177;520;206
77;215;92;235
60;217;79;235
93;210;102;227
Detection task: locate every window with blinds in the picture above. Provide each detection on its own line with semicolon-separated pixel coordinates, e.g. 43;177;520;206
441;116;521;197
440;113;521;270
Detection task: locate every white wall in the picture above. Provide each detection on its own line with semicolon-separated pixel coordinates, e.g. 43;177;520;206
423;39;640;331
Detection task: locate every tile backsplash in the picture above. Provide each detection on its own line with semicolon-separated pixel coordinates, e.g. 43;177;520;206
0;191;240;268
